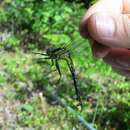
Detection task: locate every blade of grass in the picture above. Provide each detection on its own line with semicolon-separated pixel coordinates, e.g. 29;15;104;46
42;86;96;130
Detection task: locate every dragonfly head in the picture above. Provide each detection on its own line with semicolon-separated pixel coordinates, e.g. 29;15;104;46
46;47;55;55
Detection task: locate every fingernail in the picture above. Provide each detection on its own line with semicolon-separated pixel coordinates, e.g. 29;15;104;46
92;41;111;58
95;14;116;38
93;49;110;58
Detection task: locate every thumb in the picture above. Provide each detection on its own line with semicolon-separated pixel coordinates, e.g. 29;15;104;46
80;0;130;48
87;12;130;48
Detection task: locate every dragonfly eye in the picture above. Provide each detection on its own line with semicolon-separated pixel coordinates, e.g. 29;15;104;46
46;47;54;55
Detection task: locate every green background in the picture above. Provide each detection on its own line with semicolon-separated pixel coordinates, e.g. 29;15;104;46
0;0;130;130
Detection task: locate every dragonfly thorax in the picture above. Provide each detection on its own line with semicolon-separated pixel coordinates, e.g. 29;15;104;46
46;46;66;57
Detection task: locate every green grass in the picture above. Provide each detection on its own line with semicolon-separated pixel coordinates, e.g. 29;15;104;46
0;0;130;130
0;43;130;130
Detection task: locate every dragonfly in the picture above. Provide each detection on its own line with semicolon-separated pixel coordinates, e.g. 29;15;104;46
34;35;87;108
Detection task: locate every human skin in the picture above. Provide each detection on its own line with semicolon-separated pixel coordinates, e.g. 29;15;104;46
80;0;130;76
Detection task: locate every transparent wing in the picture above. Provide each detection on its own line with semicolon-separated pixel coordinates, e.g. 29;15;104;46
44;32;89;58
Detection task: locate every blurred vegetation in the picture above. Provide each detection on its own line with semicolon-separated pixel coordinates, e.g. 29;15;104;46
0;0;130;130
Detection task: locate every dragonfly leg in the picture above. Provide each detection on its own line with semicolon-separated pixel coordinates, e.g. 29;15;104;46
33;57;50;63
36;58;58;75
32;52;47;56
51;59;54;66
65;56;83;108
55;59;62;83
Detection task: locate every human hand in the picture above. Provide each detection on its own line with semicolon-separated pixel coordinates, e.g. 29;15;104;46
80;0;130;77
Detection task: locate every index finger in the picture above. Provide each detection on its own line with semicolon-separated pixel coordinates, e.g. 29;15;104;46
80;0;129;38
83;0;130;21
